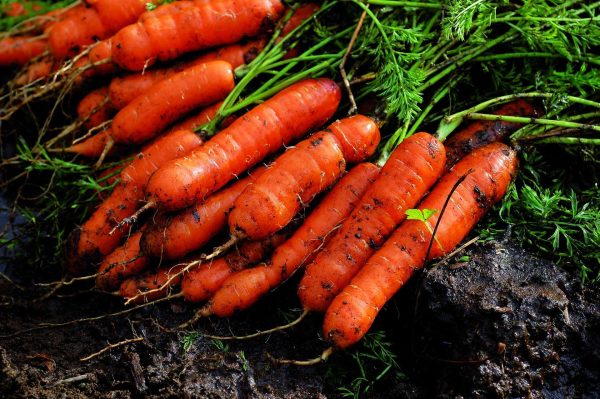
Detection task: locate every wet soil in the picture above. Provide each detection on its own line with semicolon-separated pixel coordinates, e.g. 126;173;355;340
1;239;598;398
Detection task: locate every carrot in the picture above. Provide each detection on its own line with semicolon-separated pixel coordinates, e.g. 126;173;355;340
76;87;116;130
95;229;149;291
323;143;519;350
298;132;447;313
145;77;342;211
162;101;234;135
88;0;158;34
228;115;380;241
107;40;264;109
0;35;47;66
110;0;285;71
63;128;121;158
68;128;205;275
119;264;185;304
140;167;268;260
3;2;42;18
444;99;539;169
110;60;234;144
12;54;54;85
202;163;380;318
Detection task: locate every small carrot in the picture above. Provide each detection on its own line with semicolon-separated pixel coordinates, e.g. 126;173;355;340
76;87;116;130
140;167;267;260
12;54;54;86
110;60;235;144
201;163;380;318
68;127;206;275
95;229;149;291
0;35;47;66
119;264;185;304
298;132;447;313
63;128;120;158
228;114;380;241
444;99;540;169
323;142;519;350
145;78;341;211
110;0;284;71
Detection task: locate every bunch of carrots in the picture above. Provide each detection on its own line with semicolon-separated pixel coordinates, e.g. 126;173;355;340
1;0;597;364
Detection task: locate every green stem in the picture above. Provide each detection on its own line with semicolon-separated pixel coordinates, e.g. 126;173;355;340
366;0;443;8
493;16;600;23
465;113;600;133
533;137;600;145
515;111;600;140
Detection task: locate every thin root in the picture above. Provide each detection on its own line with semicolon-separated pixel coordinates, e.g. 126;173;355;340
267;347;334;366
80;336;144;362
203;235;238;262
109;201;157;236
178;305;213;330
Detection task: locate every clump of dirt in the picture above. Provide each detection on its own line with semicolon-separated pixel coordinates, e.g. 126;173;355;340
410;239;600;398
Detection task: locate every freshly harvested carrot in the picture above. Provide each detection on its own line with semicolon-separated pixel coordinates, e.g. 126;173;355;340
202;163;380;318
140;167;267;260
228;115;380;241
68;128;205;275
0;35;47;66
119;264;185;304
144;231;288;303
145;78;342;211
298;132;447;313
110;60;234;144
12;54;54;85
323;143;518;350
444;99;539;169
76;87;116;130
95;229;149;291
3;2;42;17
63;128;120;158
108;40;264;109
110;0;284;71
88;0;158;34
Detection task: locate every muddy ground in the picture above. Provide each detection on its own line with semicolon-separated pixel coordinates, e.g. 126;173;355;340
1;239;599;398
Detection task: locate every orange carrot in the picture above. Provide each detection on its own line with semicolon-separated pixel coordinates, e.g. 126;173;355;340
203;163;380;318
444;99;540;169
323;143;518;349
68;128;205;275
140;167;267;260
0;35;47;66
110;0;284;71
228;115;380;241
12;54;55;85
63;128;120;158
76;87;116;130
145;78;341;211
298;132;447;313
95;229;149;291
119;264;185;304
110;60;234;144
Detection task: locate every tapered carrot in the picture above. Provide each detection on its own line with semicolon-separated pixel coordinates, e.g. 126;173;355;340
95;229;149;291
110;60;234;144
140;167;267;260
298;132;447;313
68;128;205;275
76;87;116;130
119;264;185;304
228;115;380;241
12;54;54;85
201;163;380;318
0;35;47;66
323;143;518;350
110;0;284;71
145;78;342;211
444;99;539;169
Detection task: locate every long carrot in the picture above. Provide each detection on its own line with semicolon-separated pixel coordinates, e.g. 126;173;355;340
76;87;116;130
145;78;342;211
110;60;234;144
200;163;380;318
444;99;539;169
228;115;380;241
323;143;518;350
297;132;447;313
140;167;267;260
119;264;185;304
0;35;47;66
110;0;284;71
68;124;209;274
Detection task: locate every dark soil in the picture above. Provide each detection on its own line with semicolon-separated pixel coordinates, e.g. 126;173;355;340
1;239;598;398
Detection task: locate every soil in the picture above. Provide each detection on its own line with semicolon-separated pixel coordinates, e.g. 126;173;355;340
1;239;598;398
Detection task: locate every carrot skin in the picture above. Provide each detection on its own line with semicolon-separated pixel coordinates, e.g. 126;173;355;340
228;115;380;241
111;0;285;71
119;264;185;304
323;143;518;349
298;132;447;313
76;87;116;130
12;55;55;86
444;99;540;169
180;232;288;302
110;60;234;144
68;129;204;275
95;230;149;291
140;167;267;260
207;163;380;317
0;36;47;66
145;78;342;211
